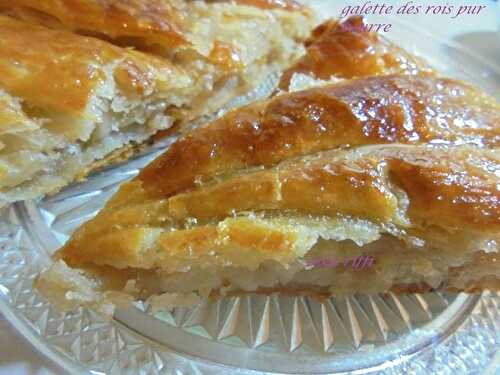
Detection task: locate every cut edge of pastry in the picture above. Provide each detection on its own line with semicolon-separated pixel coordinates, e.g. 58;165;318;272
0;1;315;120
31;73;500;315
0;63;180;207
0;4;316;207
36;242;500;318
35;210;500;316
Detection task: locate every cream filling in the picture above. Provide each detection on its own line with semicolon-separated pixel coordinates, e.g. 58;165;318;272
37;230;498;316
133;232;498;297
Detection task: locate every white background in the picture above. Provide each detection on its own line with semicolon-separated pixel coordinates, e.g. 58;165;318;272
0;1;498;374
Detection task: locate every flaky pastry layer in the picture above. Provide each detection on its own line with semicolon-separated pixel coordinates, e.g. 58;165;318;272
0;1;315;206
1;0;314;118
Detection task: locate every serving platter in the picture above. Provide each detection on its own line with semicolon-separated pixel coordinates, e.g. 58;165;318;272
0;5;499;374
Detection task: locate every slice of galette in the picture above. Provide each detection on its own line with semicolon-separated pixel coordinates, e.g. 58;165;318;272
36;73;500;314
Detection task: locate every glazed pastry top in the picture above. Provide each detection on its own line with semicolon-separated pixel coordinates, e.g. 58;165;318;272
0;15;189;137
0;0;314;68
138;74;500;198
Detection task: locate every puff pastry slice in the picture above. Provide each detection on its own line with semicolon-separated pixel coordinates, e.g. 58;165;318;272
0;1;315;206
0;0;315;117
36;73;500;314
0;15;201;206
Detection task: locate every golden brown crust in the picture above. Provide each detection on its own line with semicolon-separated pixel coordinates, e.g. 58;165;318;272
43;69;500;304
279;16;433;89
56;70;500;270
0;15;186;116
0;15;195;204
0;4;314;206
0;0;315;123
138;74;500;198
0;0;187;48
0;0;314;64
389;153;500;229
0;0;308;50
58;144;500;272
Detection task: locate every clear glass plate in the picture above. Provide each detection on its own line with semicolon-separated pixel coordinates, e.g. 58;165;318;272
0;13;499;375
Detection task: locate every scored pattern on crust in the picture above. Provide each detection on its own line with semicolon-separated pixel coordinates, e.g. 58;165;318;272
0;139;498;373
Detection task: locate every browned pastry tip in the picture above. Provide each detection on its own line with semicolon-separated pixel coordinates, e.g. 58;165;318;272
279;16;433;89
